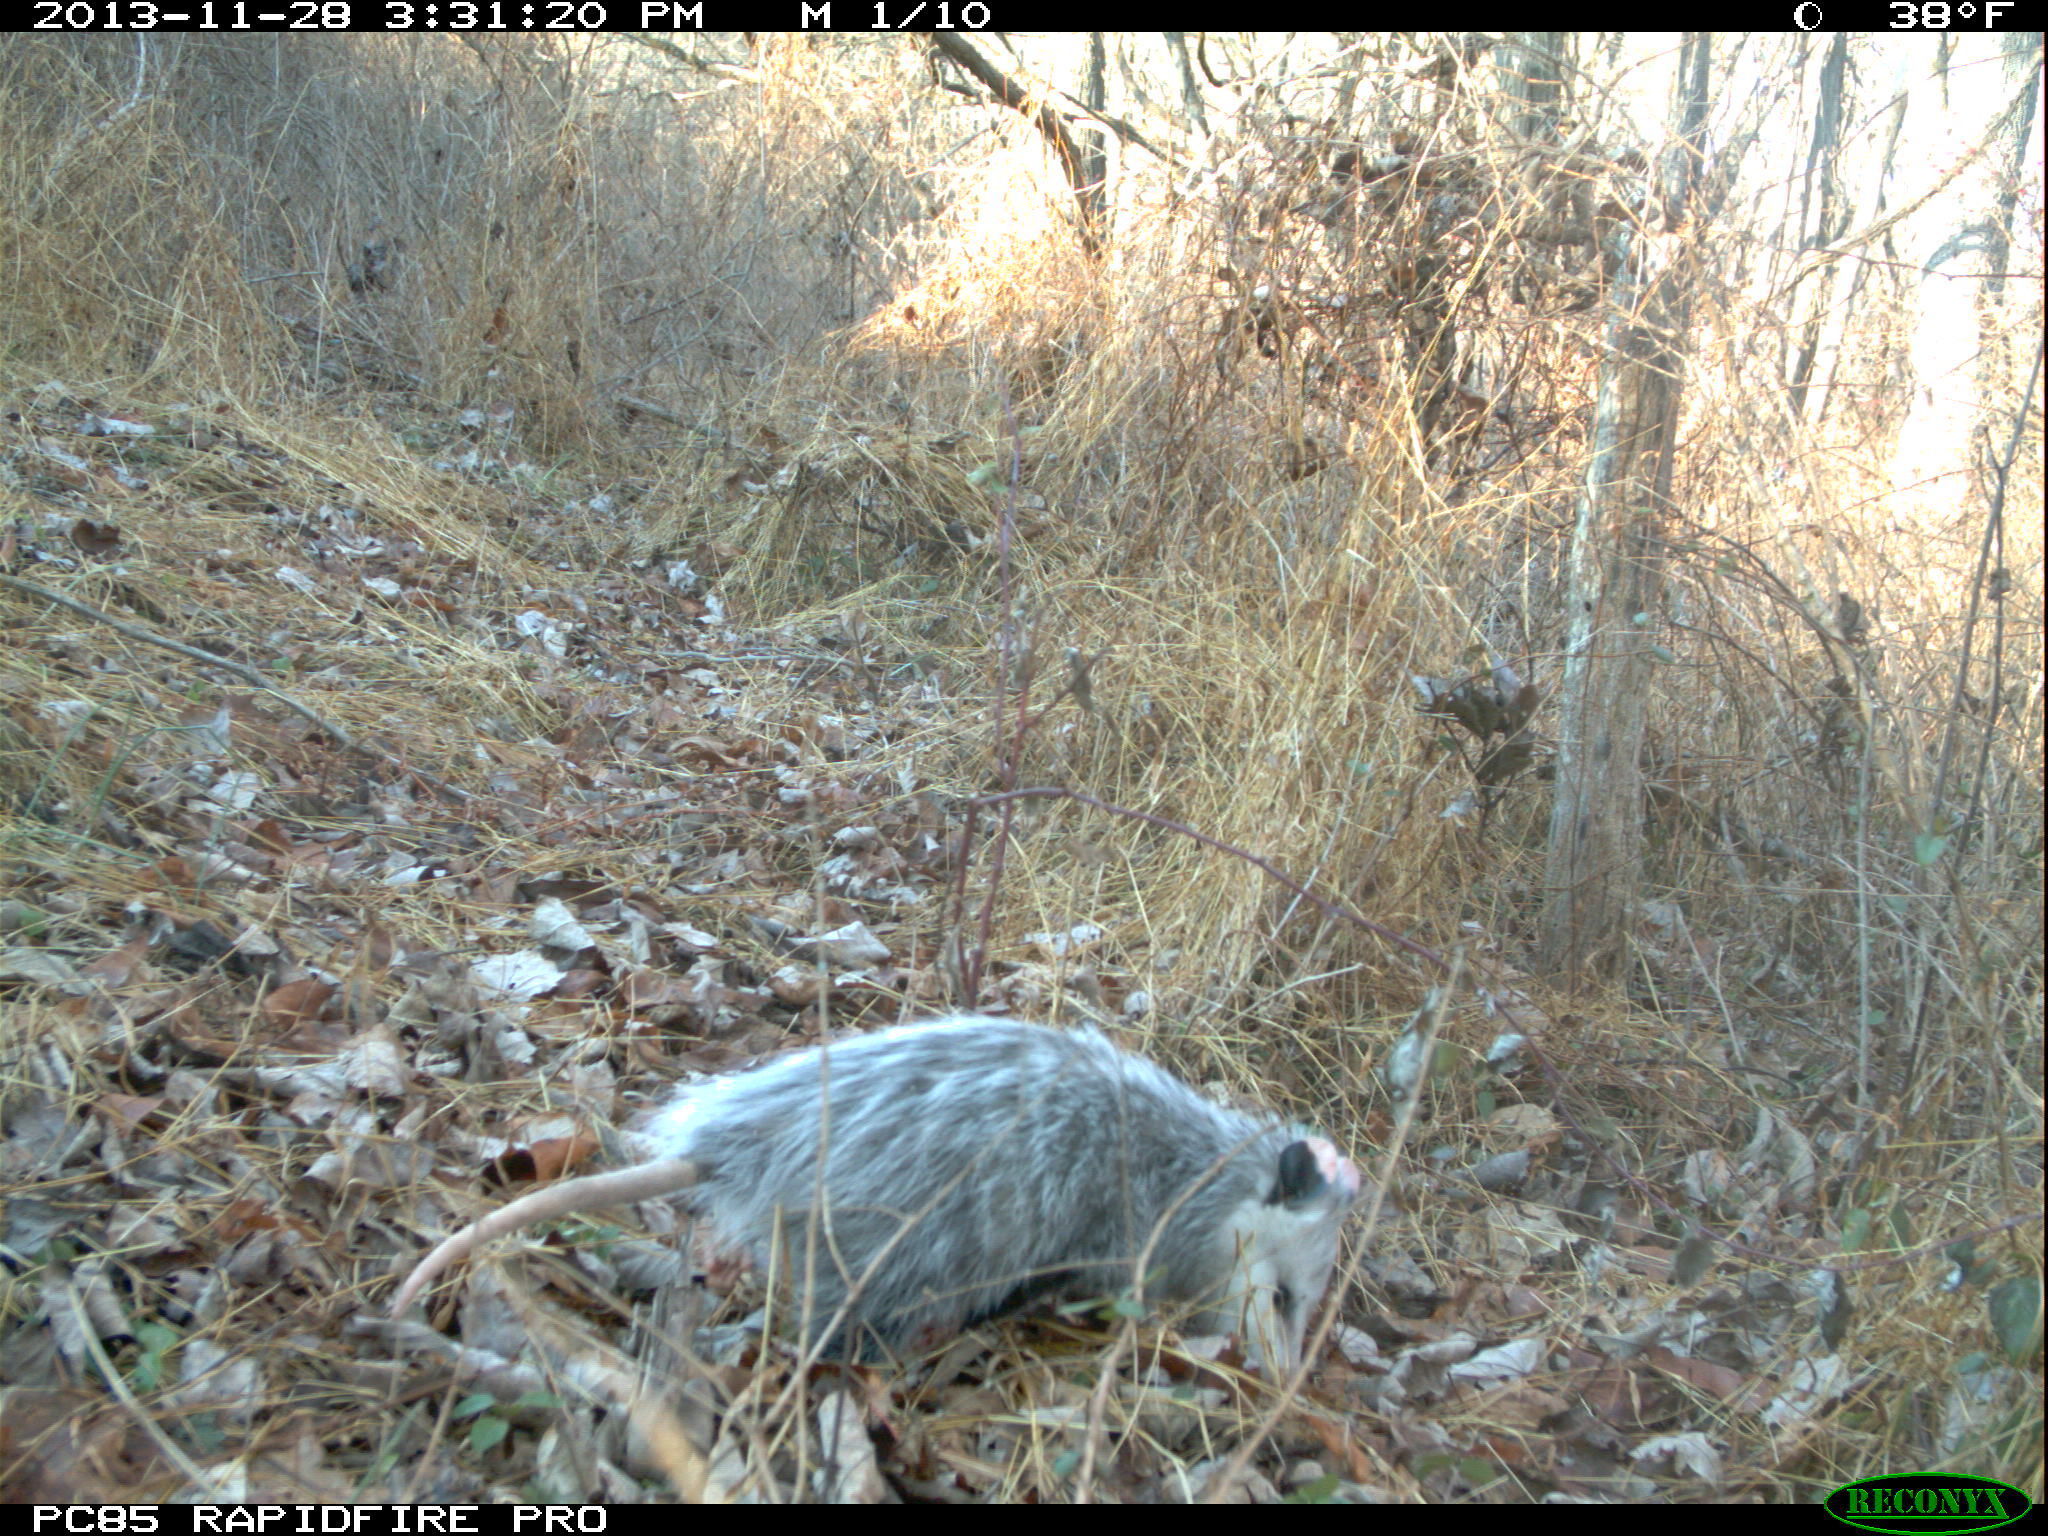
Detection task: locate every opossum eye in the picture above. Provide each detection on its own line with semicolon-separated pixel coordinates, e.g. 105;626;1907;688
1275;1283;1297;1318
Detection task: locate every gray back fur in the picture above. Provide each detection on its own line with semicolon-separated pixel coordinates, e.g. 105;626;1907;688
649;1015;1358;1366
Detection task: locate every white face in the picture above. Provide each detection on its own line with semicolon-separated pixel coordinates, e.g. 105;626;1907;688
1214;1195;1349;1372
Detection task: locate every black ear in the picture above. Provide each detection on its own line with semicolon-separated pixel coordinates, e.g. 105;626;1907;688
1268;1139;1324;1206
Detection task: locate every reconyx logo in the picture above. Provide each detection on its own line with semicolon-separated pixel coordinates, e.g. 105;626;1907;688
1825;1474;2030;1534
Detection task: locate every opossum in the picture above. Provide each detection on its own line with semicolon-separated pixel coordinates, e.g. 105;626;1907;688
391;1015;1360;1369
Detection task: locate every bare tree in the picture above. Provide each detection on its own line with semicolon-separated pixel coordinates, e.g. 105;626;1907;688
1538;34;1714;980
1162;31;1208;138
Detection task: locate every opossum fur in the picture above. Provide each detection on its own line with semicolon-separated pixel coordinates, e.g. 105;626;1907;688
391;1016;1359;1368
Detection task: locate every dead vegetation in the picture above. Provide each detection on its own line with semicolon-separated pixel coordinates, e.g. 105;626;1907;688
0;32;2040;1506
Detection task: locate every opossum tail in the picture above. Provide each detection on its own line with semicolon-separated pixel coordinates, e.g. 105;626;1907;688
389;1157;704;1318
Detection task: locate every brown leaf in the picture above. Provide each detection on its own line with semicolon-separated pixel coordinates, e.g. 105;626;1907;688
0;1389;170;1502
213;1198;282;1240
525;1132;600;1183
1299;1411;1376;1483
361;923;397;973
91;1093;164;1129
552;968;609;1000
1641;1344;1746;1401
151;857;196;889
247;819;296;857
262;978;337;1029
68;519;122;556
675;737;739;769
489;1130;598;1187
80;937;150;987
1576;1363;1681;1432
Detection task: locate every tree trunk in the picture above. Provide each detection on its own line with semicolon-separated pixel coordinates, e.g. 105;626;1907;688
1538;35;1712;982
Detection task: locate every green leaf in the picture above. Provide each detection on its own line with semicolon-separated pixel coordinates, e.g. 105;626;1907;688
1648;644;1678;664
1817;1270;1853;1349
3;905;50;939
1987;1276;2043;1362
469;1415;511;1455
1284;1474;1342;1504
1839;1208;1872;1253
130;1321;178;1392
1913;833;1949;866
1672;1233;1717;1286
453;1393;496;1420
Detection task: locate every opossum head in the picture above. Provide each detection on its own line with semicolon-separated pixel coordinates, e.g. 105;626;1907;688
1209;1136;1361;1372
